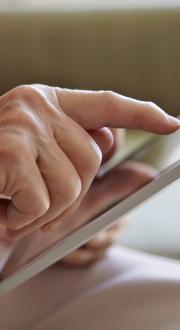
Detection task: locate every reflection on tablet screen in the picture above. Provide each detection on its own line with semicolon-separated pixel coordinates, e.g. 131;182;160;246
0;128;179;293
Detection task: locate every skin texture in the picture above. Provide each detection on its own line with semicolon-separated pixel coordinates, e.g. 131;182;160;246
0;84;179;240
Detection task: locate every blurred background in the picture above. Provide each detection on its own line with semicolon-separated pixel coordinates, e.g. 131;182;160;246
0;0;180;259
1;0;180;9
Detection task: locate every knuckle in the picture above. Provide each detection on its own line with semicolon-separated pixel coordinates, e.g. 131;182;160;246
9;85;56;123
64;175;82;205
90;142;102;171
7;199;50;230
10;84;32;100
31;199;50;218
82;142;102;176
101;90;116;110
100;90;118;122
7;221;24;231
102;90;115;102
144;101;157;112
133;101;156;128
8;85;45;110
136;101;158;128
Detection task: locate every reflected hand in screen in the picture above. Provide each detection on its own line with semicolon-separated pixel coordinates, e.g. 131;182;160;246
58;159;156;267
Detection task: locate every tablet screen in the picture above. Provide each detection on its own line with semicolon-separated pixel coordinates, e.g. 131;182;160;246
0;128;179;295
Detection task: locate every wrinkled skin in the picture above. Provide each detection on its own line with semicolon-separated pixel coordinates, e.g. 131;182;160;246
0;84;179;241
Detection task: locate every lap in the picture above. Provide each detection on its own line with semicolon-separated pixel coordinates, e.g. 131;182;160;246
1;246;180;330
36;247;180;330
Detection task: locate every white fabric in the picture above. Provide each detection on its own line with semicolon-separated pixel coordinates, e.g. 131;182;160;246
0;246;180;329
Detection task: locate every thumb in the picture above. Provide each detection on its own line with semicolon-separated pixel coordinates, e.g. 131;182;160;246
55;89;180;134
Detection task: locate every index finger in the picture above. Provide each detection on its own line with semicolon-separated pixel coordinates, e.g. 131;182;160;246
55;89;180;134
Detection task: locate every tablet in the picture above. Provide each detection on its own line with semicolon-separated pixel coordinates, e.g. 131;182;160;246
0;128;179;296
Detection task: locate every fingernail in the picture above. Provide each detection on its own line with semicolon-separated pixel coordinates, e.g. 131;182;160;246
168;115;180;127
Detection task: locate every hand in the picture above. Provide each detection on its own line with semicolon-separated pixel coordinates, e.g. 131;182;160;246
60;160;156;267
0;85;179;239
